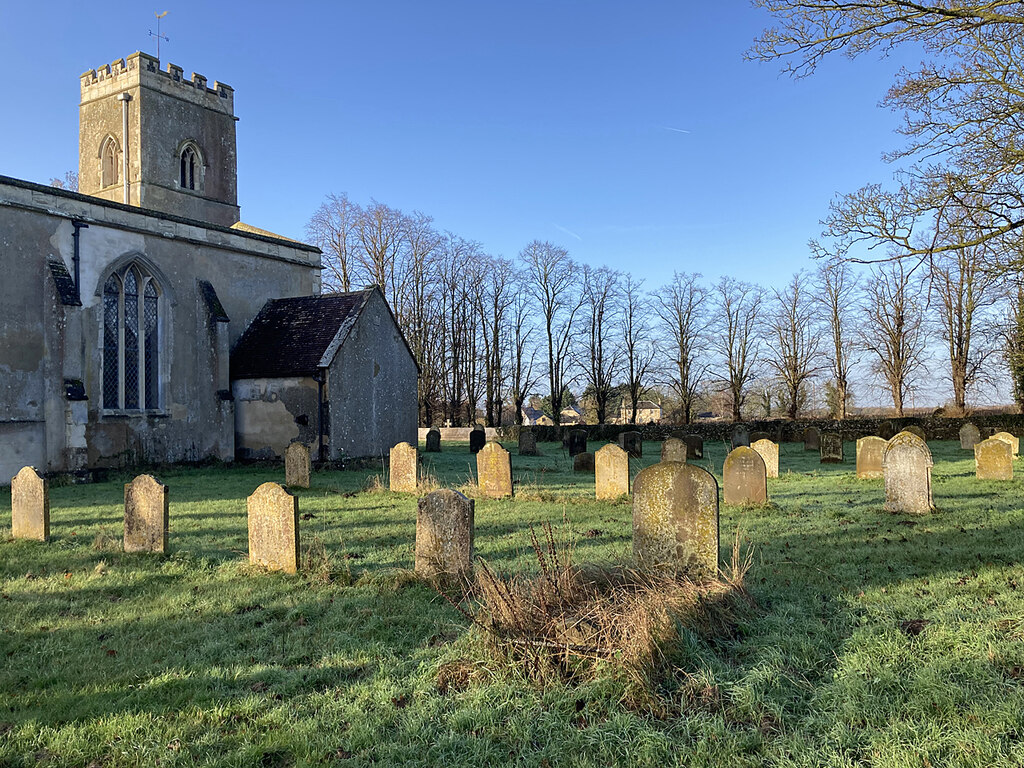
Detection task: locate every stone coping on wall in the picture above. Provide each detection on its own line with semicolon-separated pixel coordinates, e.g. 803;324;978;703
417;427;500;442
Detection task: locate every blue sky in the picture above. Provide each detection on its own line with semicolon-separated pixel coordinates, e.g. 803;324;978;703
0;1;918;291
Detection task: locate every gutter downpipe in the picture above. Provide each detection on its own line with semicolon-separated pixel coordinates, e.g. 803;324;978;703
315;368;327;463
71;221;88;304
118;92;132;205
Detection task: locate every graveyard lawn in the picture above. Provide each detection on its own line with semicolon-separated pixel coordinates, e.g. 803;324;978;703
1;439;1023;767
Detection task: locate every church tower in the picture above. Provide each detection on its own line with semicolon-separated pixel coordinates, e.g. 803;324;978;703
78;52;240;227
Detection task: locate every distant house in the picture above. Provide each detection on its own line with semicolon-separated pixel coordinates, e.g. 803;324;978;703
521;406;553;426
617;400;662;424
560;404;585;425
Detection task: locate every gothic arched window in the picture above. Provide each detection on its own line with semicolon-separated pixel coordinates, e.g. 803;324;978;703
179;144;199;190
100;137;119;188
102;264;162;411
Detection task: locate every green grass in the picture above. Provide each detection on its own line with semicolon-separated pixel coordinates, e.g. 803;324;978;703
1;439;1023;767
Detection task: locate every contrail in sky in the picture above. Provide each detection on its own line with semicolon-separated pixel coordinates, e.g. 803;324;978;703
662;126;692;134
554;224;583;241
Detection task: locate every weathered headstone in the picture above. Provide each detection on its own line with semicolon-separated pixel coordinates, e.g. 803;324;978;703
469;425;486;454
904;425;927;441
568;429;588;457
247;482;299;573
877;420;897;440
477;441;513;498
975;437;1013;480
573;451;595;472
959;423;981;450
123;474;169;553
751;438;779;478
882;432;934;514
618;431;642;458
415;489;474;579
723;446;768;506
10;466;49;542
389;442;418;493
749;431;770;444
284;442;311;489
730;424;750;449
683;434;704;460
855;436;886;479
991;431;1019;457
661;437;688;463
596;444;630;499
632;462;719;582
803;427;820;451
820;433;844;463
518;428;538;456
425;428;441;453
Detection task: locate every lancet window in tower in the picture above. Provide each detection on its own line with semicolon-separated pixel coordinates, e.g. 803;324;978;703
100;137;118;188
102;264;163;411
180;144;199;190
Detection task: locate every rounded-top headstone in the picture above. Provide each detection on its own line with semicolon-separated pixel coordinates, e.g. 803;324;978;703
750;438;779;478
390;442;418;493
723;446;768;506
285;442;311;489
683;434;704;460
595;443;630;499
904;425;927;441
618;431;642;458
518;427;538;456
469;425;486;454
803;427;820;451
731;424;750;449
661;437;687;463
425;428;442;453
820;432;844;463
991;431;1019;457
573;451;595;473
882;431;934;514
124;474;169;553
11;466;49;542
568;429;588;457
959;423;981;450
477;440;513;498
247;482;300;573
975;437;1013;480
877;420;897;440
415;489;475;579
856;436;886;479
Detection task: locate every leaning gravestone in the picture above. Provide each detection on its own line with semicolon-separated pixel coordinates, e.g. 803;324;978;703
425;428;441;453
820;433;844;463
518;428;538;456
11;466;49;542
123;474;169;554
568;429;588;457
469;425;486;454
856;436;886;479
618;431;642;458
991;431;1019;457
247;482;299;573
573;451;595;472
596;443;630;499
959;423;981;450
975;437;1013;480
904;425;927;441
390;442;418;493
723;446;768;506
661;437;688;463
415;489;474;579
730;424;750;449
632;462;719;582
477;441;513;498
683;434;704;460
284;442;311;489
882;431;934;514
803;427;820;451
751;438;779;478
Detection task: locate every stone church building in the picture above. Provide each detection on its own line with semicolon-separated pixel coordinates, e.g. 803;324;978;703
0;51;417;483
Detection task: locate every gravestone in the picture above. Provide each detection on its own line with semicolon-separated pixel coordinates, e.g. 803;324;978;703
10;466;49;542
469;425;486;454
284;442;311;489
820;433;844;463
751;439;779;478
904;425;927;441
856;436;886;479
959;423;981;450
975;437;1013;480
991;431;1019;457
247;482;299;573
749;431;770;444
568;429;588;457
803;427;820;451
595;444;630;499
425;428;441;453
730;424;750;449
518;428;538;456
415;489;475;579
882;432;934;514
632;462;719;582
618;431;642;458
477;441;513;498
573;451;595;472
723;446;768;506
877;420;897;440
661;437;688;463
389;442;418;493
123;474;169;554
683;434;704;460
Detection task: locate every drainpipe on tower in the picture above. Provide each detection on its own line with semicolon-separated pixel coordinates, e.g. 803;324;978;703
118;92;131;205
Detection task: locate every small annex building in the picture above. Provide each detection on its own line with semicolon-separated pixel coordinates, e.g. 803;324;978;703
230;287;418;460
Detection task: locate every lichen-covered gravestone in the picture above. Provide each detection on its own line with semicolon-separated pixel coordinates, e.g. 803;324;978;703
730;424;750;449
568;429;588;457
959;423;981;450
661;437;688;463
991;431;1019;457
820;433;844;463
415;489;474;579
882;431;934;514
425;428;441;453
618;431;642;458
477;441;513;498
595;443;629;499
123;474;169;553
975;437;1013;480
723;446;767;506
751;438;779;478
11;466;49;542
247;482;299;573
573;451;595;472
803;427;820;451
469;425;486;454
632;462;719;582
518;428;538;456
389;442;418;493
856;436;886;479
904;425;927;441
683;434;704;460
284;442;311;489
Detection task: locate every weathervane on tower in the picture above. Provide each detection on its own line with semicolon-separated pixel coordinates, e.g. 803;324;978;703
149;11;169;62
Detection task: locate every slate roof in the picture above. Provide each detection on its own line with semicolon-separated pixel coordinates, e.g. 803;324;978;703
230;289;373;379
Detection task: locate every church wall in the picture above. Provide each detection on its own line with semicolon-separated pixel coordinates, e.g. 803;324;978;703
231;377;320;460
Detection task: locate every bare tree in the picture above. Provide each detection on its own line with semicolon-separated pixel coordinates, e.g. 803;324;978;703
713;277;764;421
579;265;622;424
653;272;710;425
766;271;822;419
50;170;79;192
815;259;860;419
477;256;516;426
620;275;657;424
507;281;542;425
1003;277;1024;410
305;193;362;292
355;200;409;307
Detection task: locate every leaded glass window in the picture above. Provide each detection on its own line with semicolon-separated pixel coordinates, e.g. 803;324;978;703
100;264;162;411
102;275;120;409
